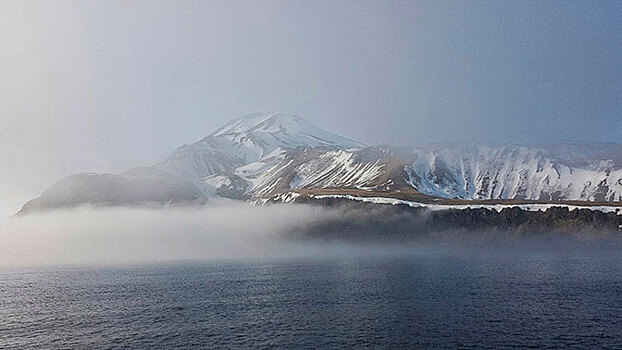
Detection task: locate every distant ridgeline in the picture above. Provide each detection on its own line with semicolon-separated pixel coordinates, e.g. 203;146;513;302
18;112;622;232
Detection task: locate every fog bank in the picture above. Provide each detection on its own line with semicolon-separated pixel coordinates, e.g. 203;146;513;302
2;201;621;268
0;203;349;267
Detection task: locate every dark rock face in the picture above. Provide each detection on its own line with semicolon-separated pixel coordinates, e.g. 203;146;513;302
215;174;249;200
17;168;206;215
289;199;622;240
430;206;621;233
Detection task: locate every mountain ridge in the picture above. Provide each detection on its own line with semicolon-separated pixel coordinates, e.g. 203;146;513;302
17;113;622;215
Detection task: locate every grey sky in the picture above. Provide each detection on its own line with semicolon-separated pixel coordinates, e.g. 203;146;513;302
1;0;620;213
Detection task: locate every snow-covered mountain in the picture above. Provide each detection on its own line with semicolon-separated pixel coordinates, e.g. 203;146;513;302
405;144;622;202
17;113;364;213
155;112;364;185
245;146;411;198
247;144;622;203
17;113;622;214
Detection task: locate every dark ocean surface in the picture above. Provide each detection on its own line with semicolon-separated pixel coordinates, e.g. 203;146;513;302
2;238;622;349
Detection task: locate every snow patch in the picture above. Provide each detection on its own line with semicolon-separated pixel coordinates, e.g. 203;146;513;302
310;194;622;215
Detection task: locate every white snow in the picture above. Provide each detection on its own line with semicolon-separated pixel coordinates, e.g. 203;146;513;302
286;150;384;190
200;174;233;194
272;192;301;203
208;112;364;163
404;145;622;202
310;194;622;215
312;194;425;208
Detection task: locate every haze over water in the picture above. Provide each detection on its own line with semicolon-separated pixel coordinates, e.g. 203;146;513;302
2;204;621;348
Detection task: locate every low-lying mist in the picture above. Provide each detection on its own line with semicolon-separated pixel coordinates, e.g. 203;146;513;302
0;203;350;267
1;202;620;268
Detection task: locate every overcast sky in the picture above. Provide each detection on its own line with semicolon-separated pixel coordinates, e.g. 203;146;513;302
1;0;620;212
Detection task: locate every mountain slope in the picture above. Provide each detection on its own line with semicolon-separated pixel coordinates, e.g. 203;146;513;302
404;144;622;202
156;112;364;185
17;113;622;214
256;144;622;203
17;167;206;214
245;146;413;198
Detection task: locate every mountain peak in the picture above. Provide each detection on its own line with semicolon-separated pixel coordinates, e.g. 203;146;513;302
156;113;366;184
203;112;364;160
211;112;310;137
